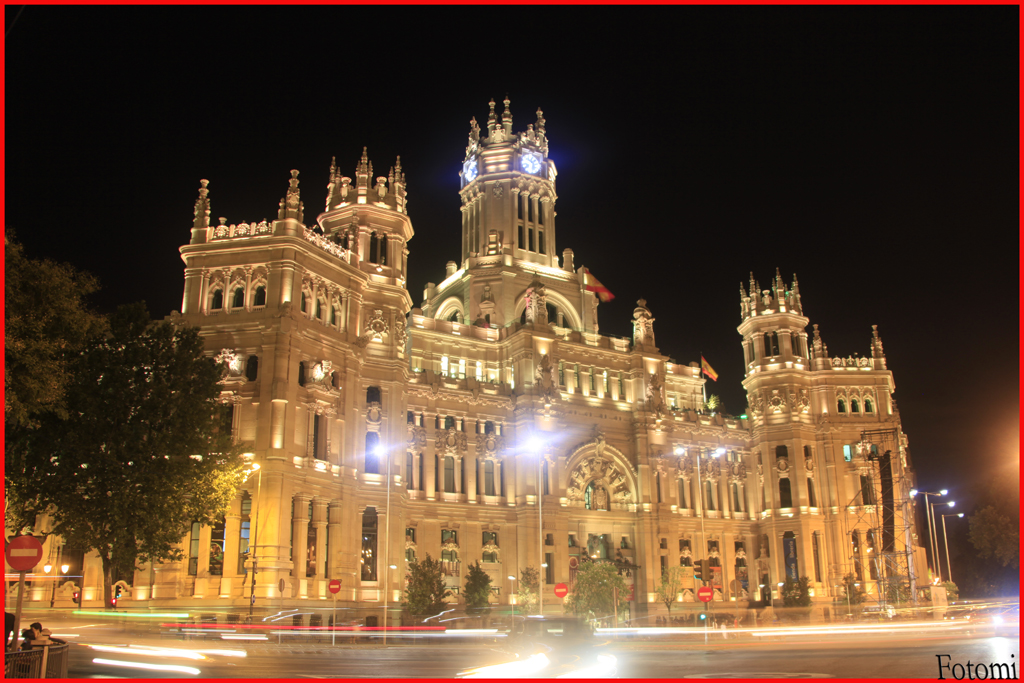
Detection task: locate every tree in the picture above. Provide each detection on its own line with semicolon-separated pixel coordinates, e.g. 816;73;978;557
782;576;812;607
4;230;105;431
563;560;627;621
404;554;452;617
702;394;721;414
840;573;865;605
5;303;244;609
463;561;493;614
968;505;1019;570
656;565;685;615
941;581;959;601
516;566;539;614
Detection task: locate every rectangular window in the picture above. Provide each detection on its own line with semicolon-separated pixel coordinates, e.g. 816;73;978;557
459;358;466;379
538;231;545;254
843;444;852;462
618;373;625;399
406;452;414;489
441;356;449;377
483;531;498;546
518;223;525;248
442;529;458;544
660;555;668;575
528;227;535;251
444;456;455;493
188;522;201;576
574;364;580;388
558;361;565;386
312;414;323;460
476;361;483;381
545;553;554;584
659;538;668;550
590;368;596;392
406;528;416;544
812;533;822;583
568;534;576;548
210;518;226;576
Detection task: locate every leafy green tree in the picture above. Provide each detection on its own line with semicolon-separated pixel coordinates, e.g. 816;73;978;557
782;576;812;607
968;505;1019;570
941;581;959;601
840;573;865;606
404;554;452;617
702;394;721;414
656;565;685;614
563;560;627;620
516;566;539;614
4;230;105;431
5;303;244;608
463;561;493;614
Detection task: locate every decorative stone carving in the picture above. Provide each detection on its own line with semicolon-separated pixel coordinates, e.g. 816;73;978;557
408;426;427;449
436;427;468;456
767;389;787;414
776;457;790;474
565;452;632;510
632;299;656;349
357;309;389;347
394;318;408;350
524;279;548;325
728;462;747;482
215;349;243;375
475;432;505;459
791;388;810;414
804;457;814;472
366;401;382;425
492;184;503;199
645;372;664;412
748;391;764;417
535;353;558;406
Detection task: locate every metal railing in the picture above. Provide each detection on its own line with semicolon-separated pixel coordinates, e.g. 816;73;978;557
5;642;70;679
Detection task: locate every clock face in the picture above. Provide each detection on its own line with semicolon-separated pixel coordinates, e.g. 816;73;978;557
464;159;478;182
521;153;541;174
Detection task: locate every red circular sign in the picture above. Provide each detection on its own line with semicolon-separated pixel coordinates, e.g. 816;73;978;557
553;583;568;598
5;535;44;572
697;586;714;603
328;579;342;594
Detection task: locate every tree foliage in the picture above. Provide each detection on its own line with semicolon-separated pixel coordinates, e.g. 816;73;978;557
463;561;493;613
404;554;452;617
4;230;106;430
968;505;1019;570
782;576;812;607
516;566;540;614
840;573;865;606
5;302;244;608
656;565;685;614
563;560;627;620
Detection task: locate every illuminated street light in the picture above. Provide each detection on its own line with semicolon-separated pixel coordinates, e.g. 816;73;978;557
940;512;966;588
915;489;947;582
528;435;546;616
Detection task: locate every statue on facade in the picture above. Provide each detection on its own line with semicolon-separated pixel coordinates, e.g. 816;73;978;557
632;298;656;349
535;353;558;405
646;371;664;412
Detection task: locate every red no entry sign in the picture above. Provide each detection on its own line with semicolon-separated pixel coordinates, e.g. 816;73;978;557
553;583;568;598
328;579;342;594
697;586;714;603
5;535;44;572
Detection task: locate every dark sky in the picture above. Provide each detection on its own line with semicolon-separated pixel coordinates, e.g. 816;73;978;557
6;7;1018;505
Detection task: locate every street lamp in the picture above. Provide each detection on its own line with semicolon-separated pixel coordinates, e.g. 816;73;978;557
508;575;517;617
677;446;722;591
928;500;955;582
378;442;393;645
940;512;964;588
910;489;946;582
243;460;263;621
528;436;546;616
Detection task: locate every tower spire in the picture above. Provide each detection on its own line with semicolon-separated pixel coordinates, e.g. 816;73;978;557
486;99;496;138
277;169;304;223
502;95;512;136
192;179;211;231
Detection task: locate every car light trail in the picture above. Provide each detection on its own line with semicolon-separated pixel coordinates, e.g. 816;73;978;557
459;653;550;678
92;658;201;675
220;634;269;640
88;645;205;660
76;610;190;618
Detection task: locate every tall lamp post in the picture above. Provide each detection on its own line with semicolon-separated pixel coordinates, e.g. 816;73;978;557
380;443;392;646
910;489;946;582
528;437;547;617
243;460;263;621
929;501;955;581
940;512;963;587
508;575;517;617
677;446;723;591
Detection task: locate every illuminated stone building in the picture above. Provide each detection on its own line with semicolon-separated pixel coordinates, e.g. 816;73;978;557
9;99;926;619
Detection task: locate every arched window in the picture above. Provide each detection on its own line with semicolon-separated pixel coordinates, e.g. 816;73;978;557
585;481;594;510
807;477;817;507
837;399;847;413
245;355;259;382
444;456;455;493
448;311;460;323
732;482;741;511
775;445;789;460
851;399;860;413
366;386;381;404
864;398;874;413
364;432;380;474
300;294;308;314
232;287;244;309
763;333;772;358
369;232;378;264
678;478;688;509
778;478;793;508
361;507;378;581
545;302;557;322
254;285;266;307
315;299;323;320
211;289;223;310
704;480;715;510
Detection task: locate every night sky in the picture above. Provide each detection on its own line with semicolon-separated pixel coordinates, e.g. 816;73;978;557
6;8;1018;516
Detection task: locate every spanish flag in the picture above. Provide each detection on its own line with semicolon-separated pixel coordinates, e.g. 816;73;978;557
701;356;718;382
584;268;615;302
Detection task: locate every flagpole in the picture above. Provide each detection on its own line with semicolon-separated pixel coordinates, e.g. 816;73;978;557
700;351;707;408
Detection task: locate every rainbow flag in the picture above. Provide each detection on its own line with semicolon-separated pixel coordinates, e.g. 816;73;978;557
701;356;718;382
584;269;615;302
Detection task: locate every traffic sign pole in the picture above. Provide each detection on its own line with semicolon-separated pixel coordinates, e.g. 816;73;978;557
11;571;25;653
332;592;337;647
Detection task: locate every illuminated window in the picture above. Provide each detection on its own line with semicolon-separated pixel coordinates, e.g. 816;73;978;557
843;444;853;462
476;361;483;381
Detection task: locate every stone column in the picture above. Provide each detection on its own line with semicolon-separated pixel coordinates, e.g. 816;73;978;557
467;451;478;503
194;525;212;597
292;494;312;598
327;500;344;580
425;427;437;500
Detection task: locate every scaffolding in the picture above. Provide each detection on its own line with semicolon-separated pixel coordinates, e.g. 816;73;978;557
850;428;918;608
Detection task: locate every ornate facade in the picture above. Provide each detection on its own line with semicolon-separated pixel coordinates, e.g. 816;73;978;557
11;99;927;619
